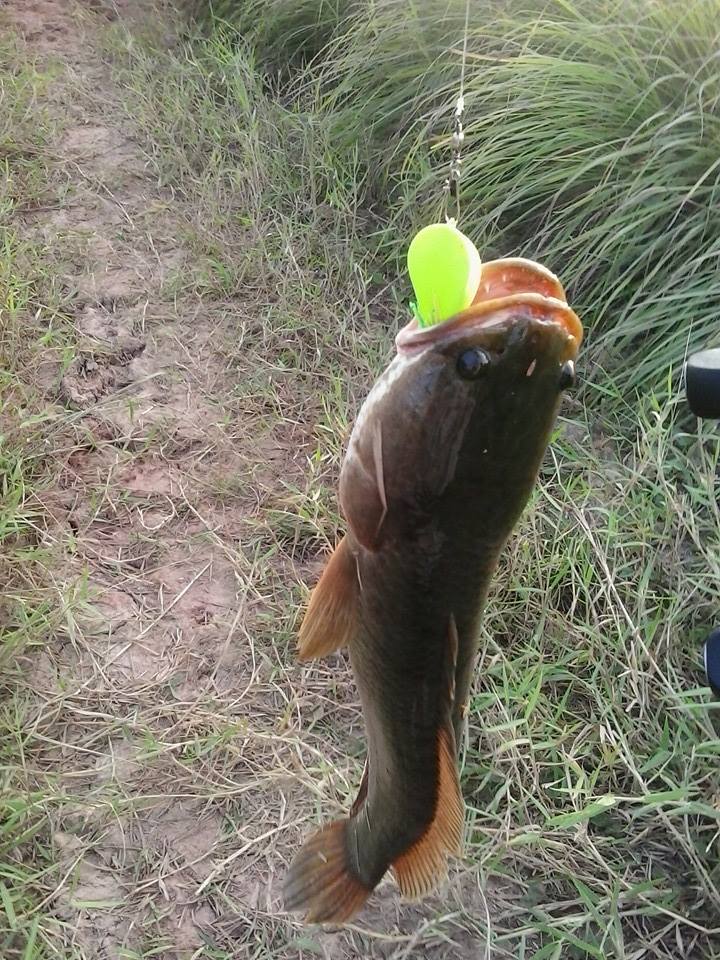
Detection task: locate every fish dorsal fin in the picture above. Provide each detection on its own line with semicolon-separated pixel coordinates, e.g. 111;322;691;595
298;535;359;661
391;725;464;898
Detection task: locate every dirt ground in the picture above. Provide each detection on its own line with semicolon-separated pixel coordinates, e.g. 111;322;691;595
1;1;496;957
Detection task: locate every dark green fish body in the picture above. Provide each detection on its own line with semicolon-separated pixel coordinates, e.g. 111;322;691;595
285;259;583;923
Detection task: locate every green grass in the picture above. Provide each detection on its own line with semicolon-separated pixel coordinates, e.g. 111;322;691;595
470;396;720;955
194;0;720;407
191;0;347;72
0;36;80;960
103;22;391;381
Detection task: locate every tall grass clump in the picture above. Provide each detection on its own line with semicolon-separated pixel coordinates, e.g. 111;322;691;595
196;0;720;405
105;22;391;379
190;0;348;72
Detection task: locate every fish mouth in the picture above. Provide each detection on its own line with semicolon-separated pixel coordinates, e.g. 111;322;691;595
396;257;583;352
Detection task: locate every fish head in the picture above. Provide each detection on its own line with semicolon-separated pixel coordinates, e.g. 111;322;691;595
340;258;583;548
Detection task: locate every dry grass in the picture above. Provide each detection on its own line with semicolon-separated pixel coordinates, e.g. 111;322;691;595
1;2;719;959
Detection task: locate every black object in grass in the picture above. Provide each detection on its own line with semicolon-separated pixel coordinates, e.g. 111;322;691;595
704;629;720;699
686;349;720;420
684;350;720;700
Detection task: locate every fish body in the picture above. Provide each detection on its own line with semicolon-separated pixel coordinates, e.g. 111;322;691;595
285;259;583;923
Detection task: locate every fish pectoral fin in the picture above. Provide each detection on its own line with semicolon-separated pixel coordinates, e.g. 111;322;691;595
298;535;359;661
392;725;464;899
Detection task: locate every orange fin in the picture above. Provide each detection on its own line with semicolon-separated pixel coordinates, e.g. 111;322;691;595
392;726;464;900
283;820;370;924
298;536;358;661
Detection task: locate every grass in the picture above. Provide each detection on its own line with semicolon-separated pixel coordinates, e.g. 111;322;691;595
471;397;720;955
1;2;719;959
190;0;347;73
0;36;81;960
195;0;720;407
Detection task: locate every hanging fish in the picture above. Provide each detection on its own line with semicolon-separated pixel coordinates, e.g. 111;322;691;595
284;256;583;924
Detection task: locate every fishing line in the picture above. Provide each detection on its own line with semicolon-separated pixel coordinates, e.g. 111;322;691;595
406;0;480;330
442;0;471;226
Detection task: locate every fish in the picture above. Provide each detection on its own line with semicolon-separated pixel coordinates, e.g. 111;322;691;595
284;258;583;924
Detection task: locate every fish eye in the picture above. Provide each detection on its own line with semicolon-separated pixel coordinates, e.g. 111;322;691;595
456;347;490;380
559;360;576;391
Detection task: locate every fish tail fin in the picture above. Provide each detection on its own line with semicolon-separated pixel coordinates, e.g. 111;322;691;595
392;724;464;899
283;819;371;924
298;535;358;660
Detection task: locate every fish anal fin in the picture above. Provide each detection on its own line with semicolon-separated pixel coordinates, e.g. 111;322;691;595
391;726;464;900
284;819;370;924
298;536;358;661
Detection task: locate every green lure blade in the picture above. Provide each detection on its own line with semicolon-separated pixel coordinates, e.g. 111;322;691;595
407;221;481;328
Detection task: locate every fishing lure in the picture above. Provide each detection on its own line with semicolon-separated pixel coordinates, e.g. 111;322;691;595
407;221;481;328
